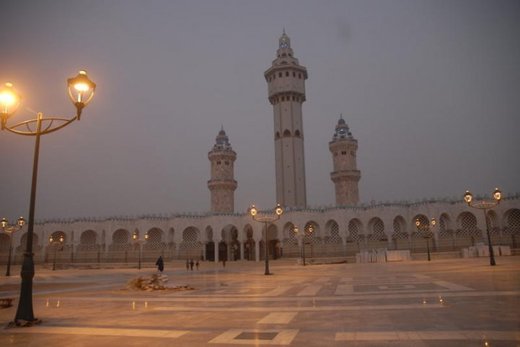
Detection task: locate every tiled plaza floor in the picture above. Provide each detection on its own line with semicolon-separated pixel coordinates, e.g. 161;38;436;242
0;256;519;346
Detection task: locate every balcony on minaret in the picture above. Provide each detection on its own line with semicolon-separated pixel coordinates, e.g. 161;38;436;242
265;31;307;101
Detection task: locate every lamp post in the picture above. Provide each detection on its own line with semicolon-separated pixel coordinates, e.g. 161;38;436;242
132;232;148;270
1;217;26;276
248;204;283;275
0;71;96;325
464;188;502;266
307;224;314;259
48;235;64;271
415;217;436;261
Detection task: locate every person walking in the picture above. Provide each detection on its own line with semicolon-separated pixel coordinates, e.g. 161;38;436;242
155;256;164;272
189;259;194;271
195;260;199;270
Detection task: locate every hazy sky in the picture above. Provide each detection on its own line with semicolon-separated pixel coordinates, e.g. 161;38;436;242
1;0;519;220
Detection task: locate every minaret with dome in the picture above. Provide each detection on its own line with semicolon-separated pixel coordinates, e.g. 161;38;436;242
329;115;361;205
264;30;308;208
208;127;237;213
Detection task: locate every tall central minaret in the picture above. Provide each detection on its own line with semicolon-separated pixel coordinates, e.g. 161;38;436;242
264;31;308;208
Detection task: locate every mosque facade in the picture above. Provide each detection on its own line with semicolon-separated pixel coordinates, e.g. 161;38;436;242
1;33;519;265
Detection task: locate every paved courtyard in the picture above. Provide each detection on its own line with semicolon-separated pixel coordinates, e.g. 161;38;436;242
0;256;519;346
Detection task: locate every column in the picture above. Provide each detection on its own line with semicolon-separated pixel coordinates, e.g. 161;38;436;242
254;237;260;262
214;240;220;263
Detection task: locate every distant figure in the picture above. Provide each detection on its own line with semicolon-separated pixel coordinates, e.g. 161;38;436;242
189;259;194;271
195;260;199;270
222;259;226;267
186;259;189;271
155;256;164;272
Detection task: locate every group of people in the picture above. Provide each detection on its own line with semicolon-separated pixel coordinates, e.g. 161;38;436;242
154;256;201;272
186;259;199;271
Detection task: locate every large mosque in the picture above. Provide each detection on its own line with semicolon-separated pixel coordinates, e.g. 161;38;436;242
1;32;519;265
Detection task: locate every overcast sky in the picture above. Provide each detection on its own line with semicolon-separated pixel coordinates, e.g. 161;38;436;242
1;0;519;221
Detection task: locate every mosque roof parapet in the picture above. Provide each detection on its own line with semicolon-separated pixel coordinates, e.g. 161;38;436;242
33;193;520;225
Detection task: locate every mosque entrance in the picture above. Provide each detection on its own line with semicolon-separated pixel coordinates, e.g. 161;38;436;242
205;241;215;261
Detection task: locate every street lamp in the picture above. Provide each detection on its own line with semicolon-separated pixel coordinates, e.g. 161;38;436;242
464;188;502;266
0;71;96;325
132;231;148;270
415;217;436;261
307;224;314;259
294;224;314;266
1;217;26;276
248;204;283;275
48;235;64;271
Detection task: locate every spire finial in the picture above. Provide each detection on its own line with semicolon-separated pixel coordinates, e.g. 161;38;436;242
221;124;224;132
340;113;343;120
283;27;286;35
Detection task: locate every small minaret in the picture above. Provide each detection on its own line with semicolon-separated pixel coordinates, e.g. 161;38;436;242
208;127;237;213
329;115;361;205
264;30;308;208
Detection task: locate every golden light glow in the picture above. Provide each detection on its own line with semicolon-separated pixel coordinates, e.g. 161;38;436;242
493;188;502;202
132;233;138;240
415;219;421;227
1;218;7;228
249;205;257;217
464;190;473;204
431;218;436;227
67;70;96;106
275;203;283;216
0;82;19;114
74;83;90;92
17;216;26;227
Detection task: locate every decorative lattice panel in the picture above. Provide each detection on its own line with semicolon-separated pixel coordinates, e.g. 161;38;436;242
347;219;362;242
183;227;199;242
303;222;318;244
455;212;482;247
366;217;387;250
391;217;408;250
439;214;451;233
506;209;520;232
109;229;131;251
501;209;520;247
179;227;202;259
284;223;298;245
144;228;166;251
77;230;99;252
323;220;343;256
326;220;341;244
